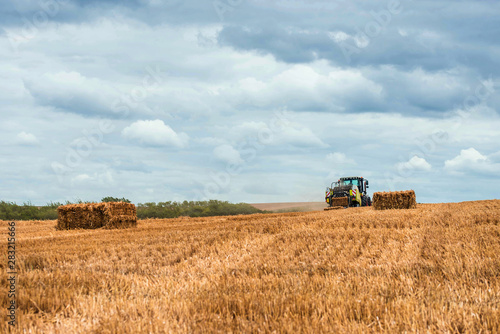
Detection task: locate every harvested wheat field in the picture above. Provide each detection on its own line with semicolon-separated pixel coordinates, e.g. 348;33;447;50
251;202;327;212
1;200;500;333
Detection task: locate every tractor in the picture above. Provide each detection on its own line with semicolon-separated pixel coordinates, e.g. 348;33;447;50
325;176;371;209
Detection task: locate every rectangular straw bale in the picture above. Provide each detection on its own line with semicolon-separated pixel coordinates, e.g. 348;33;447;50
106;215;137;229
107;202;136;216
56;203;105;230
103;202;137;229
57;202;137;230
372;190;417;210
330;197;349;207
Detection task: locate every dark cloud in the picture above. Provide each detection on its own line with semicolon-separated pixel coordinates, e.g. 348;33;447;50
218;25;324;63
214;1;500;78
2;0;499;77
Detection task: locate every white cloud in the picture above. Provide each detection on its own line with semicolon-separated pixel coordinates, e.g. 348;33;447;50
70;171;114;187
328;31;350;43
278;126;328;147
397;156;432;172
72;174;92;183
122;120;188;147
220;64;383;112
326;152;356;165
24;71;122;116
16;131;39;145
229;121;327;148
444;148;499;175
445;148;487;168
231;121;268;138
213;144;244;165
199;137;227;146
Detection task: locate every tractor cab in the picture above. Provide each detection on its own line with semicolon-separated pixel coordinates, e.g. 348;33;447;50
339;176;369;195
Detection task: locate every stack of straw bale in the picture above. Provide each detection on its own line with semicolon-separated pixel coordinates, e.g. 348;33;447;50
57;202;137;230
372;190;417;210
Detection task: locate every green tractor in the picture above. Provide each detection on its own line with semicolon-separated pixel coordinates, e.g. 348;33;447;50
325;176;371;209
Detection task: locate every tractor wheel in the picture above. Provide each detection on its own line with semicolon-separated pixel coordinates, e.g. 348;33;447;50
362;196;367;207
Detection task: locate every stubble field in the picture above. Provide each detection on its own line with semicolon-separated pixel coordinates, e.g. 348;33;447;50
1;200;500;333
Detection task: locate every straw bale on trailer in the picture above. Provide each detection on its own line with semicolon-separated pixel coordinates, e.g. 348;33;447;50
330;197;349;207
57;202;137;230
373;190;417;210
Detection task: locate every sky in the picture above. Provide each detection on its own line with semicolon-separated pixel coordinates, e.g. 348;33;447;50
0;0;499;205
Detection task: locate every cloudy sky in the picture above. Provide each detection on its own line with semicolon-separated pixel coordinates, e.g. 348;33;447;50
1;0;499;205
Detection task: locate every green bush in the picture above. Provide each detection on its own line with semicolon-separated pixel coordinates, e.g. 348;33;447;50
101;197;131;203
0;201;60;220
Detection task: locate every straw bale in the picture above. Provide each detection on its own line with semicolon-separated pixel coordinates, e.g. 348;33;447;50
330;197;349;207
372;190;417;210
57;202;137;230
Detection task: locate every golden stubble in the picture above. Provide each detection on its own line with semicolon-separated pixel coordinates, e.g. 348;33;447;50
0;200;499;333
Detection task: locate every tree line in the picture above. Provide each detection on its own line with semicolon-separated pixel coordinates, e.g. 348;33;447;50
0;198;263;220
136;200;262;218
